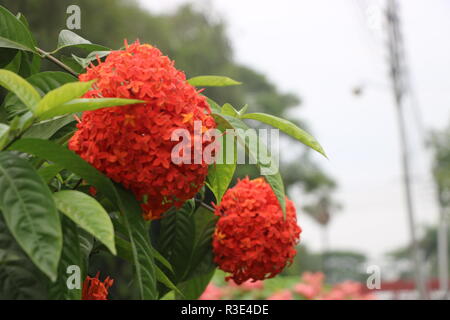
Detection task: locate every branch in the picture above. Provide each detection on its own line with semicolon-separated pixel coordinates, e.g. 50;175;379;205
35;47;78;77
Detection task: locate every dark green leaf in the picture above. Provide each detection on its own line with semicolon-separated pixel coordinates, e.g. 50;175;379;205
0;5;37;53
0;152;62;281
48;216;82;300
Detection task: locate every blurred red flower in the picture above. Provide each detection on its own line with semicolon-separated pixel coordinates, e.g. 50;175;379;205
69;40;216;220
82;272;114;300
266;290;293;300
199;283;223;300
212;177;302;284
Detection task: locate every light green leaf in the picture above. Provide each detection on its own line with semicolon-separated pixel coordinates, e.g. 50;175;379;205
188;75;241;87
241;112;327;158
0;124;9;149
0;5;36;53
221;103;239;117
34;80;95;116
52;30;110;54
37;97;145;120
0;152;62;281
0;69;41;111
177;269;215;300
3;71;77;119
53;190;116;255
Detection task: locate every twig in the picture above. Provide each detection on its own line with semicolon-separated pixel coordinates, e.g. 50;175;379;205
35;47;78;77
194;198;215;212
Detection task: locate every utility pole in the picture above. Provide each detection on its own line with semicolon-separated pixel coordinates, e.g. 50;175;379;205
385;0;427;299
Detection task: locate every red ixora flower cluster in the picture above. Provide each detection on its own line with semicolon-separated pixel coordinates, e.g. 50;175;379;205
212;177;302;284
82;272;114;300
69;40;216;220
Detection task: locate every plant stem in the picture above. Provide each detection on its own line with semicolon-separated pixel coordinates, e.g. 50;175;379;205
35;47;78;77
194;198;215;212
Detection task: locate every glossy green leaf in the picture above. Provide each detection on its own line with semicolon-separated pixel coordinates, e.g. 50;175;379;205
188;75;241;87
0;69;41;111
0;5;36;53
0;152;62;281
37;97;144;120
52;30;110;54
53;190;116;255
34;80;95;116
241;112;327;158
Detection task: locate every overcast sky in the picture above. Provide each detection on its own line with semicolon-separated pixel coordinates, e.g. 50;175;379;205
140;0;450;264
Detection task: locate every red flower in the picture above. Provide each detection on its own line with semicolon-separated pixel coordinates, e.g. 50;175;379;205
212;177;302;284
82;272;114;300
69;40;216;220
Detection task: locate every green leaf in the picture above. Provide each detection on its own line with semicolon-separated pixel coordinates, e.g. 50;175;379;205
8;139;157;299
34;80;95;116
188;75;241;87
115;186;158;300
241;112;327;158
0;152;62;281
221;103;239;117
212;113;287;217
0;5;37;53
72;51;111;69
158;202;217;286
23;115;75;139
48;216;82;300
0;214;48;299
53;190;116;255
37;163;64;184
177;269;215;300
0;69;41;111
0;123;10;149
207;132;236;204
52;30;110;54
3;71;77;119
158;202;196;284
37;97;145;120
205;97;222;114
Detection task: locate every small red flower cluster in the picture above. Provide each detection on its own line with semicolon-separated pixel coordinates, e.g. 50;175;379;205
212;177;302;284
69;41;216;220
82;272;114;300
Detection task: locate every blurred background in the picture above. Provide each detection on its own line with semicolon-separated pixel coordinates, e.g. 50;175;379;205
2;0;449;299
